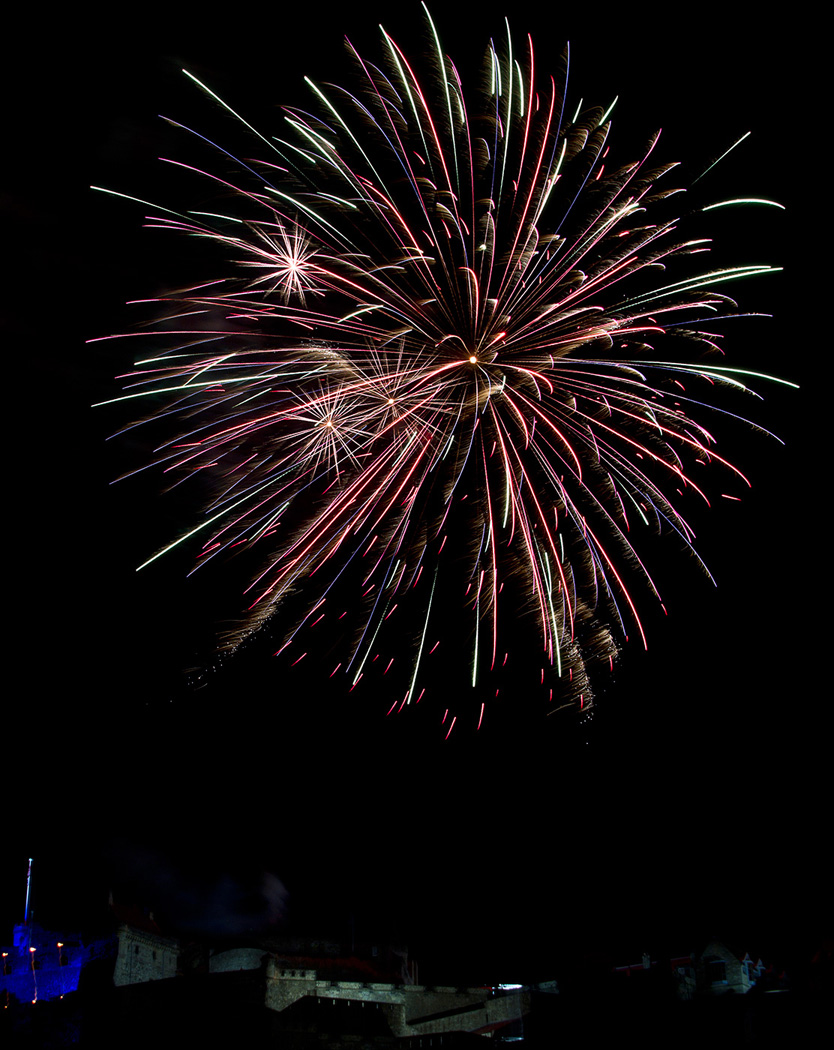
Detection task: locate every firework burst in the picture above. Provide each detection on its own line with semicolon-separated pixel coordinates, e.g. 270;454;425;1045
95;7;789;735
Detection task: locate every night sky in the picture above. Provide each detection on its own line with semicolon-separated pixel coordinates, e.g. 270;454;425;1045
5;2;822;987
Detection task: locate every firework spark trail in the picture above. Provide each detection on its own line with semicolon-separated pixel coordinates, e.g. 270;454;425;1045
95;7;791;734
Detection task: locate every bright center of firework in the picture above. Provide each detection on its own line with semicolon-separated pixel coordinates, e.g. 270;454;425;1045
468;355;478;364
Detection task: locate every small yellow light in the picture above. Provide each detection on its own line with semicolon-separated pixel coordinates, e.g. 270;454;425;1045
468;355;477;364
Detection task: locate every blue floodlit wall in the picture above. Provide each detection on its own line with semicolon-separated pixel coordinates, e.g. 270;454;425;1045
1;924;114;1004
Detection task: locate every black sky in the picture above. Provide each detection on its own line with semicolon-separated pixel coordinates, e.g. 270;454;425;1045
5;2;822;984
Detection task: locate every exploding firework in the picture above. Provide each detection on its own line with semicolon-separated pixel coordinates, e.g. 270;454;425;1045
95;8;789;735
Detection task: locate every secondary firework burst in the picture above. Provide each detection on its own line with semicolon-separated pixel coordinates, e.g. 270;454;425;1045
95;6;788;735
